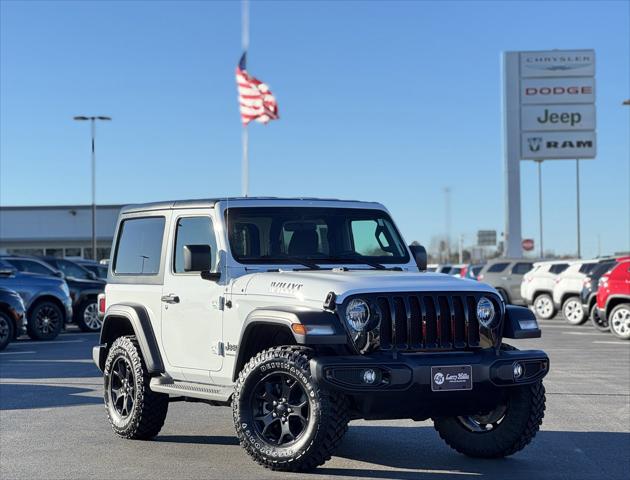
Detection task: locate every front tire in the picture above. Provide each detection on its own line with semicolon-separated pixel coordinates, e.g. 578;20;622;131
609;303;630;340
433;380;546;458
103;336;169;439
0;311;15;351
76;299;102;332
562;297;586;325
533;293;555;320
27;301;63;340
589;305;609;331
233;346;349;471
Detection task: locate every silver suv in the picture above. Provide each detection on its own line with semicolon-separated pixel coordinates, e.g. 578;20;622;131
478;259;535;305
93;198;548;471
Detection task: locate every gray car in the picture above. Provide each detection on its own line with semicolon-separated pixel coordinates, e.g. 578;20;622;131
477;258;535;305
0;259;73;340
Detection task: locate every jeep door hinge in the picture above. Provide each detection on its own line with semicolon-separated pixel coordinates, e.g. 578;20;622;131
212;341;225;356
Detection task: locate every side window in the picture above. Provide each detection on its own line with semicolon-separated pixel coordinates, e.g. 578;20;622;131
512;262;533;275
23;260;55;275
488;262;509;273
173;217;218;273
114;217;165;275
56;260;91;279
579;263;595;274
550;263;569;275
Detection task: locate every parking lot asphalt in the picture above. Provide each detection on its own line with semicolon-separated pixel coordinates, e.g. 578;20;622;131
1;320;629;480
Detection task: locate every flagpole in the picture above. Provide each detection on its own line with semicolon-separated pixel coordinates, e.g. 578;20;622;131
241;0;250;197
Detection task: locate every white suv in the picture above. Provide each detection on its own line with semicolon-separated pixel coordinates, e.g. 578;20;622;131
92;197;548;471
552;260;597;325
521;261;570;319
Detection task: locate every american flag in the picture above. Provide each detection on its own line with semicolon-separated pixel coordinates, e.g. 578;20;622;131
236;53;279;125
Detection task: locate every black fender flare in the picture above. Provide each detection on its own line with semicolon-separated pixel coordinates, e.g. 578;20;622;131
503;305;541;339
75;289;103;306
95;303;164;374
233;306;347;381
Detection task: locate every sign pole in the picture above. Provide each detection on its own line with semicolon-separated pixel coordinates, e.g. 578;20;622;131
241;0;250;197
576;159;581;258
536;159;544;259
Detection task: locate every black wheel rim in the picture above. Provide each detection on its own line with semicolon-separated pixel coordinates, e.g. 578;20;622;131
35;305;60;335
457;403;508;433
110;357;135;418
0;316;10;343
250;372;310;446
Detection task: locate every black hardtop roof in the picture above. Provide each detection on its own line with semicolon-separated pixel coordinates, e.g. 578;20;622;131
120;197;377;214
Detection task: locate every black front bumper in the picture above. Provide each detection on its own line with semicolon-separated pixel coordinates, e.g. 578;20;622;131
311;348;549;420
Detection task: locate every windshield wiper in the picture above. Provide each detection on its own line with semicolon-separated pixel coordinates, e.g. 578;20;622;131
327;257;386;270
283;258;322;270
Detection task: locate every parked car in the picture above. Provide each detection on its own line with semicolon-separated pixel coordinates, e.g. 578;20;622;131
435;264;453;274
478;258;535;305
426;263;438;272
581;257;630;331
596;260;630;340
520;261;570;320
551;260;597;325
37;257;106;332
74;259;108;280
0;286;27;350
448;264;467;277
0;259;72;340
464;264;484;281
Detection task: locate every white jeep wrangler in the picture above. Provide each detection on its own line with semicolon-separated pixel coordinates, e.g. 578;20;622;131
93;197;549;471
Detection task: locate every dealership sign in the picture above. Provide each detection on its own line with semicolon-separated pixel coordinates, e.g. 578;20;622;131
505;49;596;161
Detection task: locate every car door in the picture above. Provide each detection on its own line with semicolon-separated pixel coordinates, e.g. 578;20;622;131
161;211;223;381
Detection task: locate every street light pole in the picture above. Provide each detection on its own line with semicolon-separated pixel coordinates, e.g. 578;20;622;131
74;116;111;260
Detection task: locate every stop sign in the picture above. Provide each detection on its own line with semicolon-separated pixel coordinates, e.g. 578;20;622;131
522;238;535;251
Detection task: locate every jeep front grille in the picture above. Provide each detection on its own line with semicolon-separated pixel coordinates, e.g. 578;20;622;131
348;292;502;352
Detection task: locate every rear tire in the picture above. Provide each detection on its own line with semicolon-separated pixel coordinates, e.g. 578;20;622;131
27;301;63;340
104;336;169;439
433;380;546;458
0;311;15;351
608;303;630;340
233;346;349;471
562;297;586;325
76;299;102;332
533;293;555;320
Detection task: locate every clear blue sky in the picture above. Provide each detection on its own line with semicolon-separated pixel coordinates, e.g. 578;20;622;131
1;0;629;259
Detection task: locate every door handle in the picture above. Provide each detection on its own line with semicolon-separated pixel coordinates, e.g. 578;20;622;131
161;294;180;304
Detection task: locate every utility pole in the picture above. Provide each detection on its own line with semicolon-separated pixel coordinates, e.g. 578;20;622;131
74;116;111;260
444;187;451;262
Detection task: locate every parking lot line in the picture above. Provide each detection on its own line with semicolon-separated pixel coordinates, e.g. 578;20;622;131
0;351;36;355
561;331;608;336
12;339;86;346
592;341;629;346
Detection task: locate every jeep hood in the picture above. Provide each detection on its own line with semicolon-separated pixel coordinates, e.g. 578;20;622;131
232;269;496;304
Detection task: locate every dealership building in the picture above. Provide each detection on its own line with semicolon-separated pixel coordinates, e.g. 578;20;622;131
0;204;123;260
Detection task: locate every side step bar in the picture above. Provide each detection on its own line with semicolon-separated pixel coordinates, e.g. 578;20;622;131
150;376;232;404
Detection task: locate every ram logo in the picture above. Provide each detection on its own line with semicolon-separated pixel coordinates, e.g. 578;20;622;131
527;137;542;152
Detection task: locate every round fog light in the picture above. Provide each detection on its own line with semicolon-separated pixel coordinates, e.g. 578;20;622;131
513;362;524;379
362;369;377;384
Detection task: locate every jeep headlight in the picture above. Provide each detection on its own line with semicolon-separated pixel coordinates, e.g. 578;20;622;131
346;298;370;332
476;297;496;328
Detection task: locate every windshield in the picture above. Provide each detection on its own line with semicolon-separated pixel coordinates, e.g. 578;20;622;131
226;207;410;265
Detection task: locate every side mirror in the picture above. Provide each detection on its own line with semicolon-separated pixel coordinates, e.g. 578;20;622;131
183;244;220;281
87;271;97;280
183;244;212;272
54;270;65;279
409;244;428;271
0;267;16;277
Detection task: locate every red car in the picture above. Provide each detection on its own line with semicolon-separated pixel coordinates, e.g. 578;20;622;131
596;260;630;340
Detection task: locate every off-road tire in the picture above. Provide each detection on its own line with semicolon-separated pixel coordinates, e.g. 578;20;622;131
0;311;14;351
533;293;555;320
27;300;64;340
103;336;168;439
497;288;510;305
75;298;101;332
433;343;545;458
233;346;349;471
589;305;609;331
608;303;630;340
562;296;586;325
